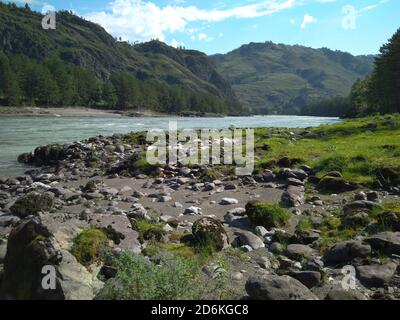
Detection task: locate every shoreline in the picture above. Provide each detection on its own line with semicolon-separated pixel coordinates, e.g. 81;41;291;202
0;107;172;118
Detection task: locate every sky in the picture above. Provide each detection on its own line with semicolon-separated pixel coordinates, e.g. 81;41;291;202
9;0;400;55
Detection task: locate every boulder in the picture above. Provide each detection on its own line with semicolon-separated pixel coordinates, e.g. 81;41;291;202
192;217;229;251
1;218;103;300
89;215;141;254
234;230;265;250
317;176;358;193
323;240;371;263
365;232;400;255
285;244;316;260
245;275;318;300
0;215;21;228
289;271;321;288
325;288;367;300
10;192;54;218
343;200;382;214
356;262;398;288
281;186;304;208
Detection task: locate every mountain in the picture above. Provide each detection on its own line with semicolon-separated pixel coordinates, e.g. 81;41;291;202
0;2;238;109
211;41;375;114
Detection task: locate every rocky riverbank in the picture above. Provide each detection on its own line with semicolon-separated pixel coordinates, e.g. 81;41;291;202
0;116;400;300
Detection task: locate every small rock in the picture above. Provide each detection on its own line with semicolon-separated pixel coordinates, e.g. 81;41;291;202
255;226;268;238
220;198;239;205
227;207;246;216
234;230;265;250
184;206;202;215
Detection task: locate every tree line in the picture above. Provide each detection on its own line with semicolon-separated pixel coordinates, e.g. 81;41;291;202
0;52;245;115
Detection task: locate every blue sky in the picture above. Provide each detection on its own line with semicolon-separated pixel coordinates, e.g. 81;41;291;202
11;0;400;55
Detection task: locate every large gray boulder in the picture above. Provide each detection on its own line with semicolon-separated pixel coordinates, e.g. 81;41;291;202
192;217;229;251
356;262;398;288
365;232;400;255
323;240;371;263
89;214;141;254
245;275;318;300
1;218;103;300
10;192;54;218
325;288;368;300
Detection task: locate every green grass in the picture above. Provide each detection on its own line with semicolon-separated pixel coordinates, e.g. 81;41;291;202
70;228;109;267
296;217;313;231
97;251;198;300
245;201;290;229
135;219;166;242
317;215;361;254
254;114;400;185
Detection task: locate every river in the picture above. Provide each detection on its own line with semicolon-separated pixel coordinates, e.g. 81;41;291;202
0;115;341;177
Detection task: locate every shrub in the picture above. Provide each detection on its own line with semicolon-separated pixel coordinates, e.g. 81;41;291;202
192;217;229;252
136;219;166;242
245;201;290;229
97;251;197;300
71;228;109;267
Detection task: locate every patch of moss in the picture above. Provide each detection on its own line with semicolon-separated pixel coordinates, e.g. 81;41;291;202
317;216;361;254
70;228;109;267
143;242;196;260
296;217;313;231
136;219;166;242
245;201;290;229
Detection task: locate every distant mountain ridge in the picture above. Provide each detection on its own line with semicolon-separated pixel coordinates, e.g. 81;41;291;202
211;41;375;114
0;3;236;103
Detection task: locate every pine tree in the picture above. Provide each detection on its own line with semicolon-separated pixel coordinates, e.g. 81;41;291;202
0;52;21;106
371;28;400;113
102;80;117;108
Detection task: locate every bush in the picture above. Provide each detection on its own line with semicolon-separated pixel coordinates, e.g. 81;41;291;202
245;201;290;229
97;251;197;300
71;228;109;267
136;219;167;242
192;217;229;252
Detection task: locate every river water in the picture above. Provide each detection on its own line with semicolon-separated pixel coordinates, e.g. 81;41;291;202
0;115;341;177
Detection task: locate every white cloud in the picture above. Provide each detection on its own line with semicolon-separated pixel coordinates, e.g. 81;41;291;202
289;18;295;24
85;0;296;42
198;32;208;41
300;13;317;28
171;39;184;48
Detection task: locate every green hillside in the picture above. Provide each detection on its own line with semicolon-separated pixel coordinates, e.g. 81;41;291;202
212;41;375;114
0;2;241;113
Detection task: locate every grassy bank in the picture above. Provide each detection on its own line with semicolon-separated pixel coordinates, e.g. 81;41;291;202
254;114;400;186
